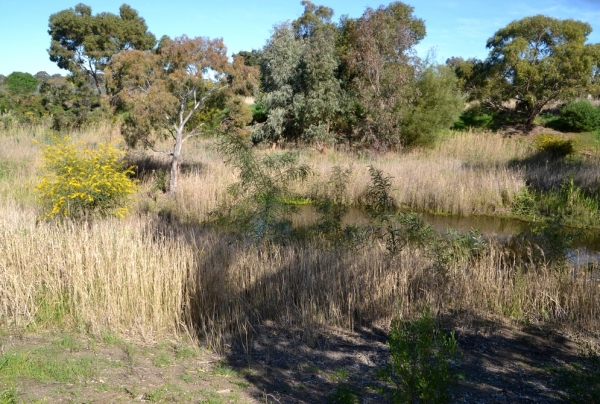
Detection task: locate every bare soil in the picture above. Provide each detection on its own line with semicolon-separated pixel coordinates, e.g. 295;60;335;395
2;315;597;403
499;124;566;138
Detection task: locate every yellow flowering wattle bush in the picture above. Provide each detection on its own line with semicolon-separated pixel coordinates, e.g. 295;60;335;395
36;137;138;220
532;133;576;158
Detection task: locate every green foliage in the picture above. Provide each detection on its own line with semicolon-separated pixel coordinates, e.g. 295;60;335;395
364;166;398;218
529;216;574;270
255;1;426;150
511;187;538;219
48;3;156;92
382;308;459;404
345;2;425;150
327;385;359;403
539;177;599;223
429;229;487;277
250;102;267;124
254;5;341;145
0;387;17;404
401;64;464;147
214;134;311;242
311;166;361;246
106;35;257;194
453;105;495;130
35;137;138;220
532;133;576;158
561;100;600;132
40;81;104;131
554;348;600;403
512;179;599;229
481;15;600;125
364;167;432;256
4;72;38;95
0;348;96;383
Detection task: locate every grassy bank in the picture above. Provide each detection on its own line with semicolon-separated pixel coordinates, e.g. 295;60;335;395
0;123;599;343
1;202;599;349
1;122;600;402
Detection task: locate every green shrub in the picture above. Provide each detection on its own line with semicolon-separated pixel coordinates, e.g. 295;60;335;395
4;72;38;95
381;308;460;403
453;106;495;130
250;102;267;124
401;65;464;147
554;348;600;403
35;137;138;220
561;100;600;132
214;134;311;242
532;133;576;157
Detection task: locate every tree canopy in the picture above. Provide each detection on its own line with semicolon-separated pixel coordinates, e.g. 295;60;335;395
48;3;156;94
344;2;425;149
482;15;600;125
254;1;433;150
254;1;341;146
4;72;39;95
106;35;258;194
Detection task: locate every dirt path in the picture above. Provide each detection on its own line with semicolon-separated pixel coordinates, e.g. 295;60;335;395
1;318;598;403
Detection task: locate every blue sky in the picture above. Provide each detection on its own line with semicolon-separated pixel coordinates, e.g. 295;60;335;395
1;0;599;76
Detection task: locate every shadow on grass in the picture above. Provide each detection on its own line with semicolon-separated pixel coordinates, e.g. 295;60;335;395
141;213;600;403
125;153;205;184
507;150;600;195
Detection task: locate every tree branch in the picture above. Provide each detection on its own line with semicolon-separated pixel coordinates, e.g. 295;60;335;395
144;139;173;156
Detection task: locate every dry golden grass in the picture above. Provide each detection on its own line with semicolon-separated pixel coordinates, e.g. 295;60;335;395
1;201;598;349
1;123;598;349
293;130;529;215
0;203;195;340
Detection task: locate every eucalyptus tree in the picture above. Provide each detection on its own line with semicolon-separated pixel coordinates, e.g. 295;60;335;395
254;1;342;147
482;15;600;126
106;35;257;194
400;64;464;147
345;2;425;150
48;3;156;94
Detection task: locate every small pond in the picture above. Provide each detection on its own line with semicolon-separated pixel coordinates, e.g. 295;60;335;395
291;205;600;264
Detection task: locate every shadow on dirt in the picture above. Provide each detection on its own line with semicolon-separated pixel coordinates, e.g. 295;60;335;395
142;214;599;403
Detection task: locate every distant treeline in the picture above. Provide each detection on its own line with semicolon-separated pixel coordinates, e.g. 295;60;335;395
1;2;600;152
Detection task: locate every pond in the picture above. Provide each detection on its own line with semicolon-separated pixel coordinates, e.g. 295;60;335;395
291;205;600;264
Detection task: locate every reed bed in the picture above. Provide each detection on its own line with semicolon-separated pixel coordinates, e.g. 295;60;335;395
1;202;599;348
0;123;534;218
1;123;599;347
295;131;529;215
0;204;195;340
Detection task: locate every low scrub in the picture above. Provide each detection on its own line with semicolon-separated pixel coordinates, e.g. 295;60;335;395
381;308;459;404
561;100;600;133
532;133;576;158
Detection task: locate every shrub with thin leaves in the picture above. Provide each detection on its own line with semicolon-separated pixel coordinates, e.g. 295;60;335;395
36;137;138;220
213;134;311;242
382;308;460;404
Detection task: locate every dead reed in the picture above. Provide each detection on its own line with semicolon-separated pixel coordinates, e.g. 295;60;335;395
1;202;598;349
1;123;598;348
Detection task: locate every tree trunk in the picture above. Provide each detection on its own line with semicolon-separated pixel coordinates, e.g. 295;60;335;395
169;130;184;195
169;155;180;195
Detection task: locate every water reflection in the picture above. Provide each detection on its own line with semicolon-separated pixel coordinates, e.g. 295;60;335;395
291;205;600;259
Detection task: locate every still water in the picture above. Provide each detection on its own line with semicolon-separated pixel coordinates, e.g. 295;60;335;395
291;205;600;262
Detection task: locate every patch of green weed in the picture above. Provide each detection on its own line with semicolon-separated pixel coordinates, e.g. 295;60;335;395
0;386;17;404
0;349;96;383
175;346;197;360
327;385;359;404
554;348;600;403
211;361;238;377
